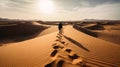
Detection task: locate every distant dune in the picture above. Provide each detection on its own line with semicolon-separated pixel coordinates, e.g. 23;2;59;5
97;24;120;44
73;24;98;37
74;22;120;44
0;22;49;44
83;24;104;30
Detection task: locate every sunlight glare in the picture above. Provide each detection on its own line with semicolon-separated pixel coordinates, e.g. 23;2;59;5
38;0;55;13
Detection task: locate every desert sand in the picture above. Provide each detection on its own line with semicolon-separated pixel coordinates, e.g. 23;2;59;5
75;23;120;44
97;24;120;44
0;24;120;67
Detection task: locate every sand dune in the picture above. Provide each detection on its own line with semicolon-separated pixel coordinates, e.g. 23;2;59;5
76;23;120;44
73;24;98;37
0;22;49;44
0;25;120;67
97;24;120;44
63;26;120;66
83;24;104;30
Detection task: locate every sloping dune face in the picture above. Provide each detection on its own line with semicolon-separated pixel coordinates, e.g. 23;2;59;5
74;23;120;45
64;26;120;66
0;22;49;43
0;25;120;67
97;24;120;44
0;32;56;67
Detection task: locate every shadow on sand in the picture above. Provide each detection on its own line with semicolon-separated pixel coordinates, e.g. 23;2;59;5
0;22;49;45
63;35;90;52
73;24;98;37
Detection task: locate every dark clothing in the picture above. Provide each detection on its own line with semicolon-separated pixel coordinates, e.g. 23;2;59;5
58;23;63;34
58;23;63;30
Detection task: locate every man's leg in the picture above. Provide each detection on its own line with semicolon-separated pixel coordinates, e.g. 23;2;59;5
58;28;61;34
60;28;62;34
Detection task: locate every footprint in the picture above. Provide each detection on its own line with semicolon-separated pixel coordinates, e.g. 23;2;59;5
50;50;58;57
72;58;83;65
68;54;79;60
61;41;65;44
79;62;86;67
56;60;64;67
65;48;72;53
57;33;63;36
55;39;59;41
56;39;63;43
53;45;62;49
44;61;55;67
56;38;62;41
55;39;62;42
56;36;62;38
52;43;57;46
53;45;59;49
60;46;64;49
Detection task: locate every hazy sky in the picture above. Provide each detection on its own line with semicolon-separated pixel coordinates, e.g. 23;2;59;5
0;0;120;21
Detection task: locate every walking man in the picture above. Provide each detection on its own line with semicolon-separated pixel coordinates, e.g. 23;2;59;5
58;22;63;34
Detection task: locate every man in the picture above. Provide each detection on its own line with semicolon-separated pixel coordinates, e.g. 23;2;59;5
58;22;63;34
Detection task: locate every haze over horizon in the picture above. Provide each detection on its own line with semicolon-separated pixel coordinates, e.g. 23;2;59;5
0;0;120;21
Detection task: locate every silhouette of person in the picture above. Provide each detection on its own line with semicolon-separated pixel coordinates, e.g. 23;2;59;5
58;22;63;34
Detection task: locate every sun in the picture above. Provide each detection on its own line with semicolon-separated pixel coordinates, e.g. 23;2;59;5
38;0;55;13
